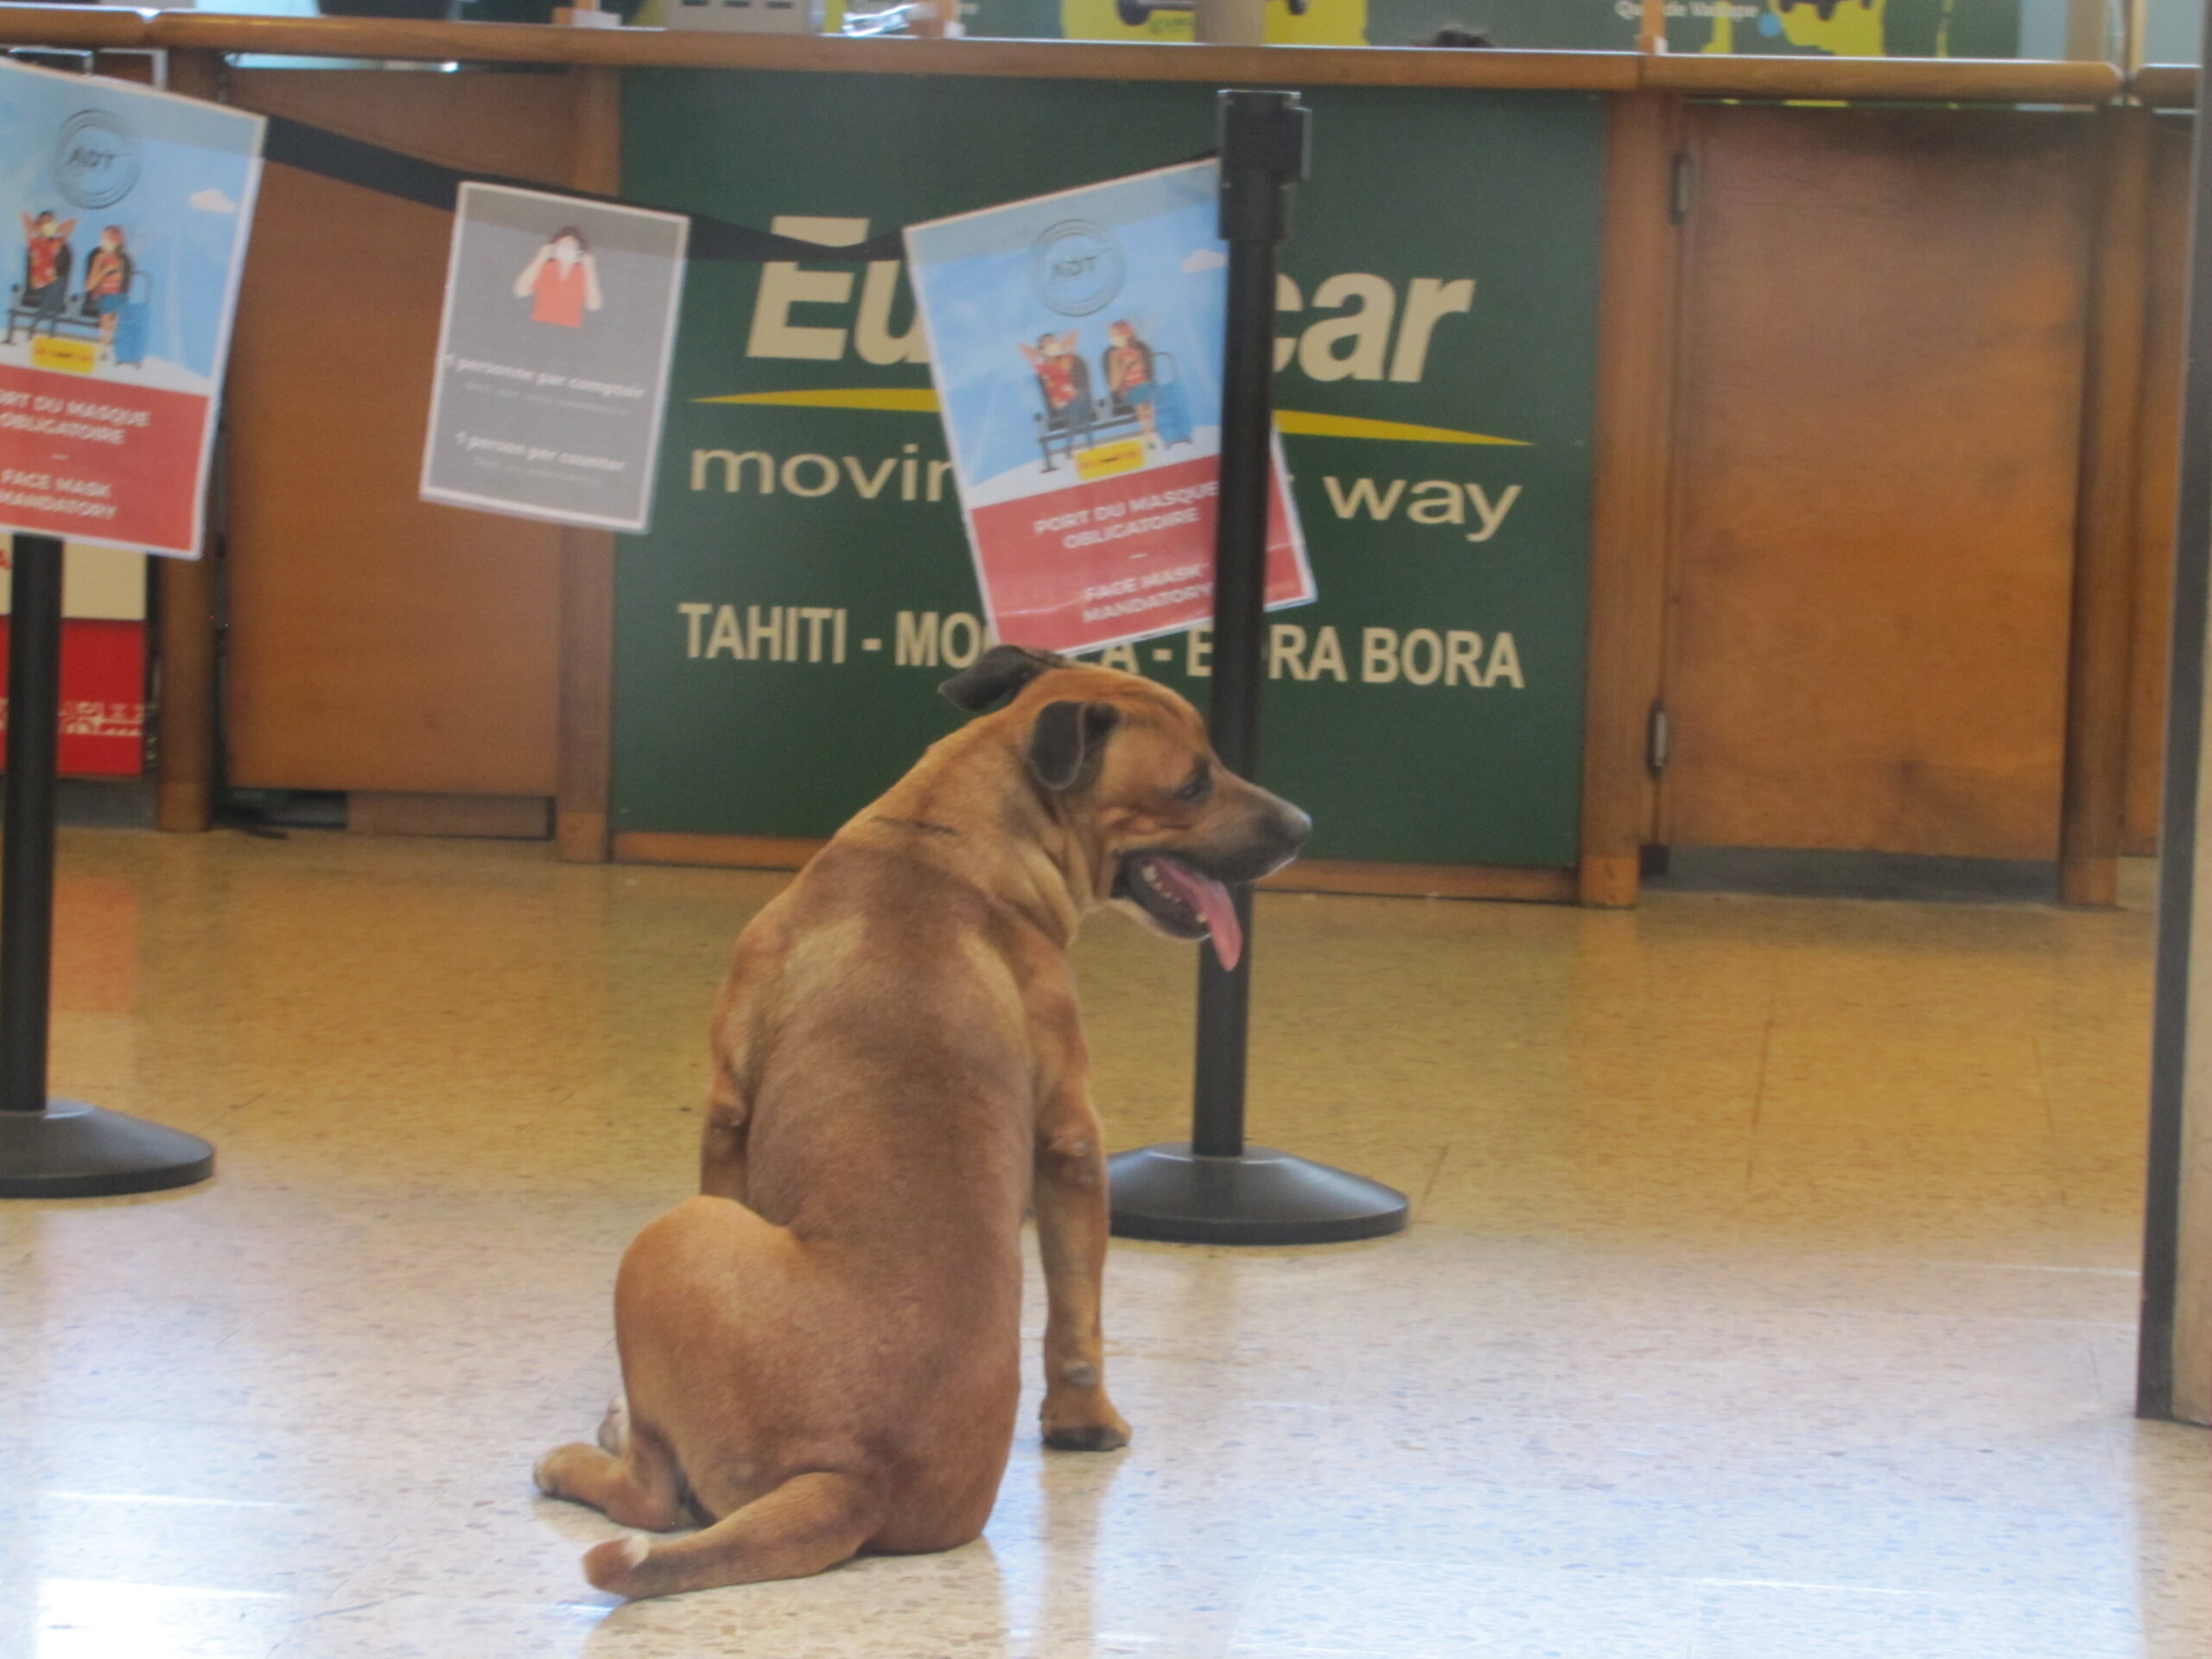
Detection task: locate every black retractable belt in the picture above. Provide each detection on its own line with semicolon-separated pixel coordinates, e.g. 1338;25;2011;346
1104;92;1409;1247
264;115;890;263
259;116;1218;264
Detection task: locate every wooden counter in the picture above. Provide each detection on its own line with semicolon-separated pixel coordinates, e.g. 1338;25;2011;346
0;6;2134;99
0;8;2188;904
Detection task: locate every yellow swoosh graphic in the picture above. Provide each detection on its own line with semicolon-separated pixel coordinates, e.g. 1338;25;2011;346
1272;410;1529;447
697;390;1529;446
696;388;943;412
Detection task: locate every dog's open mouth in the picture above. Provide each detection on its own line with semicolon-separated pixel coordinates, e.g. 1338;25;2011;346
1116;853;1243;971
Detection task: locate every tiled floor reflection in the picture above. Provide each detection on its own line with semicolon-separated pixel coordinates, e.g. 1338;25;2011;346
0;830;2202;1657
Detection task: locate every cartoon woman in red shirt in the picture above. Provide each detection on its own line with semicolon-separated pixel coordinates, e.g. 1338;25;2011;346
85;226;130;357
514;226;602;328
1019;329;1082;415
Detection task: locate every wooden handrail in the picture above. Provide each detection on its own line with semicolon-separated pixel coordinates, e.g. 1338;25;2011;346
1643;51;2120;105
148;18;1643;86
0;4;2139;104
0;3;157;48
2133;63;2198;109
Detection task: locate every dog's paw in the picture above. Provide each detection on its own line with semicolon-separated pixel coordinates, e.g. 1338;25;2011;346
1042;1419;1132;1452
531;1449;564;1497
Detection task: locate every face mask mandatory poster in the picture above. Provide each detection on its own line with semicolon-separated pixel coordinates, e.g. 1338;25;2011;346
0;59;263;559
906;161;1312;656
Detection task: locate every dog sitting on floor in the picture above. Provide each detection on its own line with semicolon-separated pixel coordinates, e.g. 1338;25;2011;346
533;645;1311;1599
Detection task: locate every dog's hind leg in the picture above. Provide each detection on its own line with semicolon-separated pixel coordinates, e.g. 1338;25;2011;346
534;1420;686;1532
581;1471;879;1600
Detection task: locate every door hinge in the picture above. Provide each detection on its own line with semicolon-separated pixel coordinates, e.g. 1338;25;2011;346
1647;702;1671;774
1669;151;1694;224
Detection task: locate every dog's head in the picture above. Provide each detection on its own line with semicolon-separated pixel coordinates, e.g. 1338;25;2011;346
941;645;1311;968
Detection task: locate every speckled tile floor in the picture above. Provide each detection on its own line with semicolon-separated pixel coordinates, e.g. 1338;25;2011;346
0;829;2202;1658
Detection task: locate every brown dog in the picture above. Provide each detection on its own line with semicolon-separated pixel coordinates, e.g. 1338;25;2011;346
533;646;1311;1599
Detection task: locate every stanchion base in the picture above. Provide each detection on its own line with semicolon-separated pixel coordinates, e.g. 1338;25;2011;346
0;1100;215;1199
1108;1141;1409;1244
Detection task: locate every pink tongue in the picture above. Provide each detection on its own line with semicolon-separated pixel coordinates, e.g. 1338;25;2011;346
1151;860;1243;972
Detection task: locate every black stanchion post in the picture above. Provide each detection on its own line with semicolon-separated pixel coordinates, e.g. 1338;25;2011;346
2;534;63;1116
0;533;213;1198
2136;0;2212;1422
1107;92;1410;1246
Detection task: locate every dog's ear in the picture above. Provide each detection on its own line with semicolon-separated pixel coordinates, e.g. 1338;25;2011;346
1027;700;1121;791
938;644;1071;712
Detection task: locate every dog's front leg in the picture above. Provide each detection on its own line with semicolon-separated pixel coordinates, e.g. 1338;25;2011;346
1034;1083;1131;1452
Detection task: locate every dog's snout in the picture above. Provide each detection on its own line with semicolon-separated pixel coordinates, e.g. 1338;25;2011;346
1236;789;1311;878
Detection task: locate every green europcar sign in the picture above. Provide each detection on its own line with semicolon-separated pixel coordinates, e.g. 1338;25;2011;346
615;73;1601;868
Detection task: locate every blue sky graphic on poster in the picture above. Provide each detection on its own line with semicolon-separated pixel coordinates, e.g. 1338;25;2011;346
0;63;259;392
908;162;1224;500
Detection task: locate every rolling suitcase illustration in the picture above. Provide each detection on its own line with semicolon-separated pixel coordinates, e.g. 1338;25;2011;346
1152;378;1192;447
110;273;149;367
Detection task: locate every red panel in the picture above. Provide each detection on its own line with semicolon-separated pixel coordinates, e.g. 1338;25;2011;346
0;365;208;555
0;617;148;777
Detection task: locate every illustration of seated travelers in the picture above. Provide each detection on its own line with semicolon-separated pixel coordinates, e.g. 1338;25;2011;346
1021;321;1193;471
8;213;150;364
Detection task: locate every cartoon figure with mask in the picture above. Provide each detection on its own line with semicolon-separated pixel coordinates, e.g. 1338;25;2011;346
1103;320;1158;450
85;226;131;359
514;226;602;328
1020;329;1083;413
19;209;77;332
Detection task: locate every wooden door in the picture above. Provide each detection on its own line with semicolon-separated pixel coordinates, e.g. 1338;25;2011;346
221;72;574;799
1659;106;2097;859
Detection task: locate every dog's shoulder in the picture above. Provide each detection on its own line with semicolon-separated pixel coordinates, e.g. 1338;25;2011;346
764;834;1000;956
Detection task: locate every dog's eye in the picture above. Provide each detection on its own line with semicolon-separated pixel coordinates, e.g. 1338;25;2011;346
1172;766;1212;804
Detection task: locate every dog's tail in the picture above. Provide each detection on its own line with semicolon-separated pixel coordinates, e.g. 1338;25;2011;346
582;1471;878;1601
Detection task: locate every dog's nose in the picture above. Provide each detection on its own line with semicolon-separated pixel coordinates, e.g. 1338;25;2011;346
1275;802;1313;856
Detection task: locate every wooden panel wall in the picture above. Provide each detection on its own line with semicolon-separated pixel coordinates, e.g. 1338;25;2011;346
199;64;2192;880
221;71;574;798
1659;107;2097;860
